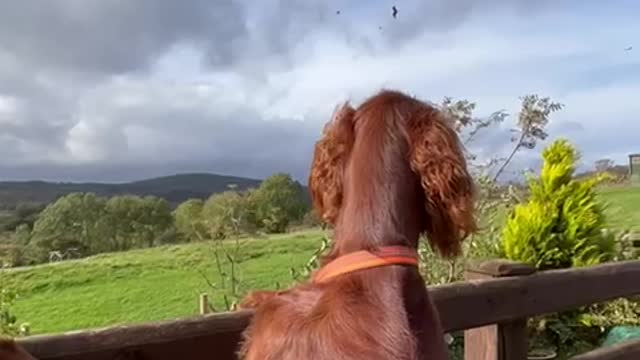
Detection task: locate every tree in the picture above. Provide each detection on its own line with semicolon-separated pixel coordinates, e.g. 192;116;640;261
132;196;174;248
104;195;141;251
594;158;615;173
174;199;207;242
492;95;564;181
104;195;174;249
29;193;109;263
202;190;254;239
251;173;308;233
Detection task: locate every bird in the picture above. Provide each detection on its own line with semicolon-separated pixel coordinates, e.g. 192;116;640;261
392;5;398;18
336;10;341;15
624;46;633;51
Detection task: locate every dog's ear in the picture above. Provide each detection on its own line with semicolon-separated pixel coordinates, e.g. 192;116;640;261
408;106;477;257
308;103;356;226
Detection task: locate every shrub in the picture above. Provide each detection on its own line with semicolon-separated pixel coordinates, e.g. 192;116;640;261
502;139;622;355
502;139;615;270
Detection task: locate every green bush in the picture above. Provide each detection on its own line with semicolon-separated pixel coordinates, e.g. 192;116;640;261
501;139;626;356
502;139;615;270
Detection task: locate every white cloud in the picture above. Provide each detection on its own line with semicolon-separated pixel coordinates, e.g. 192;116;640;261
0;1;639;181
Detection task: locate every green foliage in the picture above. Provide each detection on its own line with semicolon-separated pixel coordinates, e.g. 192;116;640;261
250;173;308;233
104;195;174;249
502;139;615;270
0;203;43;233
173;199;207;242
202;190;255;239
28;193;110;263
24;192;175;265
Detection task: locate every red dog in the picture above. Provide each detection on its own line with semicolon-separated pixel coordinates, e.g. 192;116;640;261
238;90;476;360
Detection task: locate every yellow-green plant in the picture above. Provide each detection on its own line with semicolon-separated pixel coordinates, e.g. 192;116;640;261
502;139;615;270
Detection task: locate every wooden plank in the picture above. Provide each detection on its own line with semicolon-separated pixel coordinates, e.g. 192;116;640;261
569;339;640;360
464;261;532;360
19;311;251;360
466;259;537;277
17;260;640;360
435;260;640;332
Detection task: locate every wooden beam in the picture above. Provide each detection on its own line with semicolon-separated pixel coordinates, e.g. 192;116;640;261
464;260;535;360
435;260;640;332
20;311;252;359
569;339;640;360
18;260;640;360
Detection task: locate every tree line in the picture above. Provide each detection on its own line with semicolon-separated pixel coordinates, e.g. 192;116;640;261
0;173;313;267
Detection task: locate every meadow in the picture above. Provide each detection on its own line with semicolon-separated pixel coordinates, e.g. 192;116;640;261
3;186;640;336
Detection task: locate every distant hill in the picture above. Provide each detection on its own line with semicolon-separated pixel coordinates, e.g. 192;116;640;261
0;173;268;210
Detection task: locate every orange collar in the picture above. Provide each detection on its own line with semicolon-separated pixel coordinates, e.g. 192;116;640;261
312;246;419;284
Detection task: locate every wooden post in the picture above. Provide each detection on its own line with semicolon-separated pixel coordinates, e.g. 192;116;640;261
199;293;210;315
464;260;537;360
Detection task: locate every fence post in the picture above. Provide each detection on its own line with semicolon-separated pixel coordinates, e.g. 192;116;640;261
464;259;537;360
199;293;210;315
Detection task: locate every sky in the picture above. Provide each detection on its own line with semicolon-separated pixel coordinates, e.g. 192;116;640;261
0;0;638;183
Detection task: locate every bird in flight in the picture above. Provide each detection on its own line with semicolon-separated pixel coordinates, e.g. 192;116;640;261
624;46;633;51
392;5;398;18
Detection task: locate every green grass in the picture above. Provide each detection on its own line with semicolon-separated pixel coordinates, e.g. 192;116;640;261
597;185;640;231
3;229;324;335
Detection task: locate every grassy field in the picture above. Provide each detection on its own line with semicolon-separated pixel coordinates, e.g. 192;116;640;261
4;230;324;335
597;185;640;231
3;186;640;336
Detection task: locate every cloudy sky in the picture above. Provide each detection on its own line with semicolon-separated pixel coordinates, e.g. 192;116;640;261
0;1;638;183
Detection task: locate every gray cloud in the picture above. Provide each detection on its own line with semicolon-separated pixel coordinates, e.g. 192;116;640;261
0;1;248;75
0;0;635;183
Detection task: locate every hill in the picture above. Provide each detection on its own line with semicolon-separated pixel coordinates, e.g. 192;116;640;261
0;173;265;209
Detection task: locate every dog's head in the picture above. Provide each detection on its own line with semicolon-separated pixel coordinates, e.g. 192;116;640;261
308;90;476;256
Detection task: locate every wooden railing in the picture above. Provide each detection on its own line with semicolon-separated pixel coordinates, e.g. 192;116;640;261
17;259;640;360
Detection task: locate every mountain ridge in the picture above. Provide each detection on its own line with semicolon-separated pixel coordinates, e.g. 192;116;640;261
0;173;273;209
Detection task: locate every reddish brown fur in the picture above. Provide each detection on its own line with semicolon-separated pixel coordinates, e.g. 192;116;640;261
239;89;476;360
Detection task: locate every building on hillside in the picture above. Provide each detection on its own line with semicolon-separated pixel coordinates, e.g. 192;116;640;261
629;154;640;182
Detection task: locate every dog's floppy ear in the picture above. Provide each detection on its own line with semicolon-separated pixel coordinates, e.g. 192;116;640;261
408;106;477;257
308;102;356;226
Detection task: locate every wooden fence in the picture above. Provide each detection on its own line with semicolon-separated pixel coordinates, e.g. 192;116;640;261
17;259;640;360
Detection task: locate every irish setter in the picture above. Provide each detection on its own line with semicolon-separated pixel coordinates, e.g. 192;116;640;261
238;90;476;359
0;90;475;360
